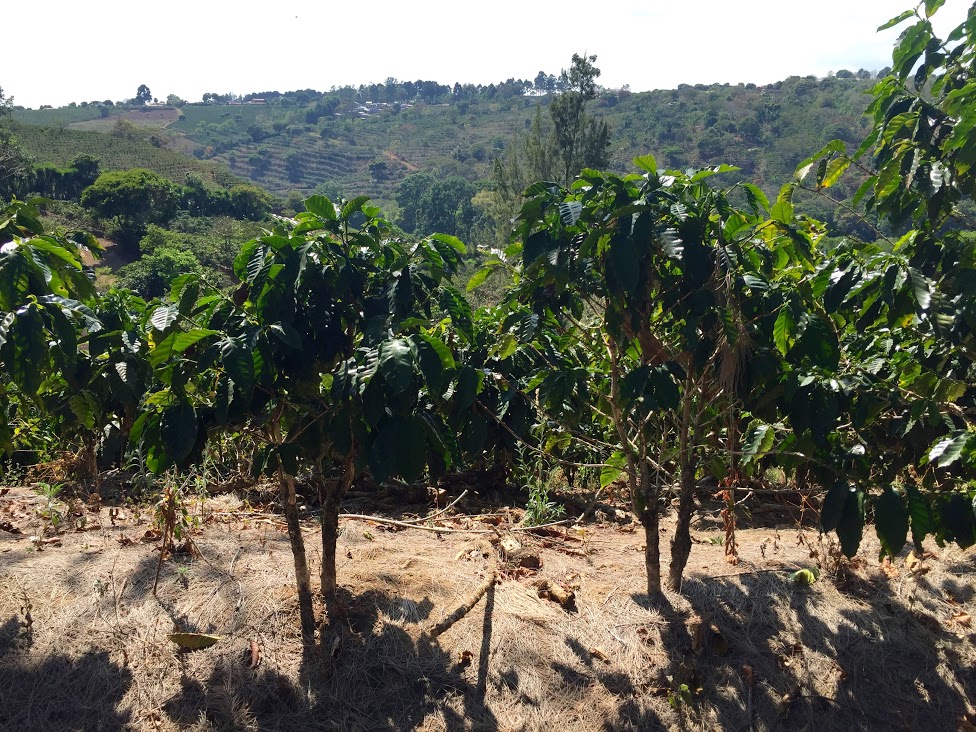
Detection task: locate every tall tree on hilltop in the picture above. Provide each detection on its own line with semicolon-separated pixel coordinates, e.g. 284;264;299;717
488;54;611;244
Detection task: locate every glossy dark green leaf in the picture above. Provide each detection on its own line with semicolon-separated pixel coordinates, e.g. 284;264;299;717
454;366;481;411
378;338;417;395
773;307;795;356
938;493;976;549
906;486;933;547
8;305;46;394
305;195;337;220
742;421;775;462
795;314;840;370
632;154;657;174
439;287;473;343
837;487;865;558
875;488;909;558
878;9;914;30
558;201;583;227
430;233;466;254
341;195;371;221
820;481;849;533
741;183;769;213
466;264;497;292
607;236;639;296
220;338;255;403
269;322;302;349
600;451;628;489
370;416;427;484
150;305;179;333
927;432;970;467
161;402;198;465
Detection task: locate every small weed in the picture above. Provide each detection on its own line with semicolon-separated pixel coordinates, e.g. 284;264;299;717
152;477;200;594
668;683;693;710
33;481;66;533
174;565;191;589
516;441;565;527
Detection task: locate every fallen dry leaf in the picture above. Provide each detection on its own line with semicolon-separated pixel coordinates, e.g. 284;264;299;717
951;611;972;628
880;557;899;579
741;664;756;687
169;633;220;650
535;579;575;609
30;536;62;546
246;639;262;669
906;550;929;575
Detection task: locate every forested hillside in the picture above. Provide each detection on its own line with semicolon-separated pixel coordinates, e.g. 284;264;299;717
9;71;880;225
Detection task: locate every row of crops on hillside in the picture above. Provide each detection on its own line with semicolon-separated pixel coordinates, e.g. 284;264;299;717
12;124;237;186
2;1;975;643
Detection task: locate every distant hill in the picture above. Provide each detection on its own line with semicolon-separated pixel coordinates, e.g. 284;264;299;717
9;73;879;216
8;121;243;189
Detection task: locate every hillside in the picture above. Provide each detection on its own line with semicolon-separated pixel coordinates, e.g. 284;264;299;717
7;121;243;189
9;74;878;216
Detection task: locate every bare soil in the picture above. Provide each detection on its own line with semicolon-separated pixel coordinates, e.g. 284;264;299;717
0;483;973;731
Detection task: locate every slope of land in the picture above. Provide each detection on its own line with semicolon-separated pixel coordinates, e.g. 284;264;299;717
10;75;877;217
8;121;242;189
0;483;973;731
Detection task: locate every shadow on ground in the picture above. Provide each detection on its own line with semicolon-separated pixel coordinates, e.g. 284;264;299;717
0;640;134;730
163;587;499;731
632;572;976;731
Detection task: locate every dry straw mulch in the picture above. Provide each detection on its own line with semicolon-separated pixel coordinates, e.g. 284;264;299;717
0;485;974;731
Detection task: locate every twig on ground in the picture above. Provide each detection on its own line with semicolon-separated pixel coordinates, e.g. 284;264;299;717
339;514;574;535
340;514;497;534
428;568;497;638
706;566;802;579
398;490;468;524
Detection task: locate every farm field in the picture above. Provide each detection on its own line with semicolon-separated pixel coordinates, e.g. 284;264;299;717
1;482;973;732
69;107;183;132
9;122;242;187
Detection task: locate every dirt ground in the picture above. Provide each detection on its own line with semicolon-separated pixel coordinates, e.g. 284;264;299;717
0;482;974;731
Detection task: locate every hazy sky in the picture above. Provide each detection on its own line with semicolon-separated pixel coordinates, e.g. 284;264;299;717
4;0;970;109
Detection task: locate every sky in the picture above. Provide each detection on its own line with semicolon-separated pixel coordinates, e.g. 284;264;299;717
3;0;971;109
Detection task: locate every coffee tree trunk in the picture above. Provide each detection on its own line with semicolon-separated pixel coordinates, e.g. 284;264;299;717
668;380;697;592
668;461;696;592
633;461;664;602
280;471;315;639
642;502;663;600
319;450;357;624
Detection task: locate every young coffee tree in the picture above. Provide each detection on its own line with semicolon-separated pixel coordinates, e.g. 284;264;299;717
474;163;823;599
136;195;472;636
0;199;110;464
785;0;976;554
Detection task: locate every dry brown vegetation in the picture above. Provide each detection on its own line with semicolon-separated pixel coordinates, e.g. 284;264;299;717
1;484;974;731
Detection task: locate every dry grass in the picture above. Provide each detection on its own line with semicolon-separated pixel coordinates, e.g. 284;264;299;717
1;485;974;731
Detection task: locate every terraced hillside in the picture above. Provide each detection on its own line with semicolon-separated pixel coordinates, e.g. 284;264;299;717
10;73;878;215
9;122;242;188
